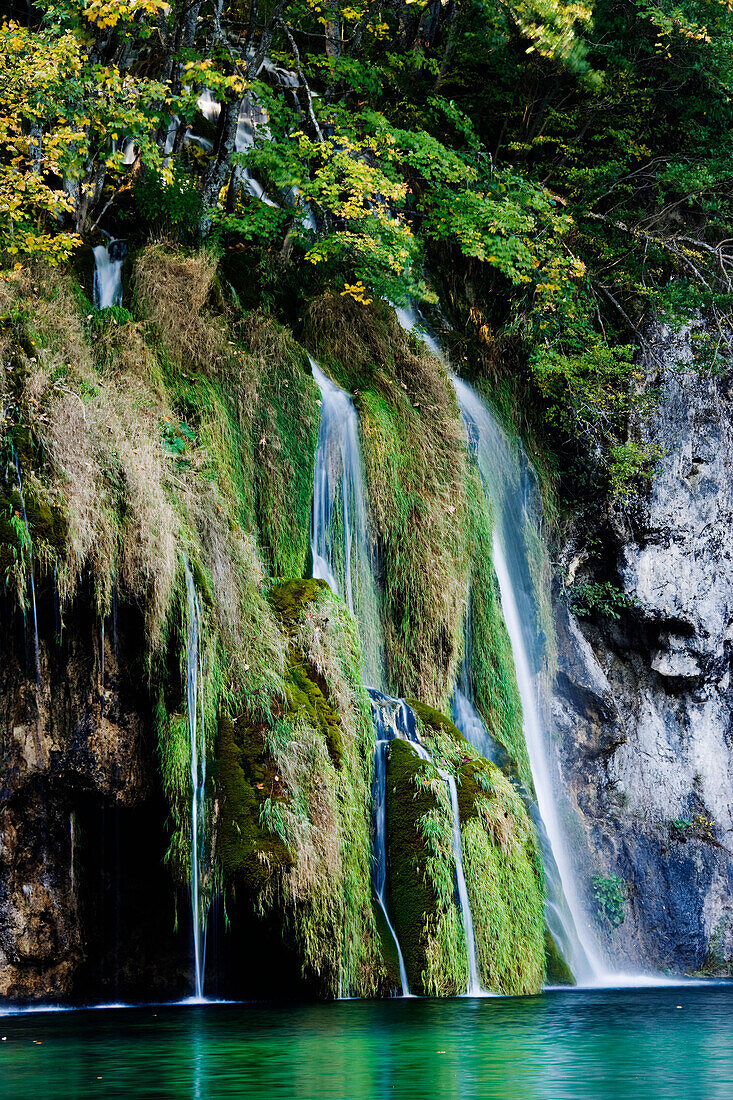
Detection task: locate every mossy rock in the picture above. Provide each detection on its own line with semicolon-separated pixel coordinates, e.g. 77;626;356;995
385;738;449;995
407;698;464;746
544;928;576;986
269;580;345;766
285;658;343;767
267;578;329;636
214;714;294;891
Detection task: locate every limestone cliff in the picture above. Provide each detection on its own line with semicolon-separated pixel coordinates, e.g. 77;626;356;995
554;323;733;974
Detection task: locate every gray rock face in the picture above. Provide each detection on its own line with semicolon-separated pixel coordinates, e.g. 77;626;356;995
554;323;733;974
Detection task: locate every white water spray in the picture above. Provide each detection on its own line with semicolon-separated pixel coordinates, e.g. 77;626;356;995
184;560;208;1001
92;242;125;310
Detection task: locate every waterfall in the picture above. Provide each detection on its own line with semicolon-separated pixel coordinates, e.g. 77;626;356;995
309;353;481;994
391;302;603;983
369;691;483;996
184;560;208;1001
92;241;126;310
441;769;481;996
450;374;605;984
309;356;384;689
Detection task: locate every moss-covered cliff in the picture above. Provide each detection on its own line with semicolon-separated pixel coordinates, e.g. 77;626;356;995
0;248;550;1001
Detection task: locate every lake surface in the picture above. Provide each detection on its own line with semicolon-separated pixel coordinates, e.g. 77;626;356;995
1;985;731;1099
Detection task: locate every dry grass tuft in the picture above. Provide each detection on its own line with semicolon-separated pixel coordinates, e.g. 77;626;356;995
133;244;228;375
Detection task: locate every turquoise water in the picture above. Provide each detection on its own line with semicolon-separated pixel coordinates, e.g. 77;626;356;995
1;986;731;1099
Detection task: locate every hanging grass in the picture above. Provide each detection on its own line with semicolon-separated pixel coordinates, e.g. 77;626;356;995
465;469;533;790
410;701;546;995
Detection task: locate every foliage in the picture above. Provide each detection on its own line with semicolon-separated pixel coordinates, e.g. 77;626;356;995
134;168;204;240
3;0;730;504
591;873;626;928
567;580;641;621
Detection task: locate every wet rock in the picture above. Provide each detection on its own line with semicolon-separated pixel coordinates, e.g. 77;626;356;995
0;588;187;1001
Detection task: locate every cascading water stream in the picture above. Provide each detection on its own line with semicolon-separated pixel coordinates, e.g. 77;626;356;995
308;357;384;689
309;355;484;995
392;301;604;983
92;240;126;310
450;374;605;984
369;691;484;996
442;772;481;996
184;560;208;1001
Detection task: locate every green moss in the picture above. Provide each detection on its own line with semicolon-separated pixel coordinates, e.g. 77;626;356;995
267;577;329;635
285;658;343;767
544;928;576;986
386;738;467;996
258;579;383;997
215;714;294;889
458;756;546;994
407;698;464;746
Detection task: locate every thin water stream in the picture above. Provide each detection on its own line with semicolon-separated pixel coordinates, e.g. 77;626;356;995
184;561;208;1001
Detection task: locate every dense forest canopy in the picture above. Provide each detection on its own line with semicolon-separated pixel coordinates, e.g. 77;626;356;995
2;0;733;496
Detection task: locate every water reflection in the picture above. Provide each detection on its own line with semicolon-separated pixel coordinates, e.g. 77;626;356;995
0;987;731;1099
